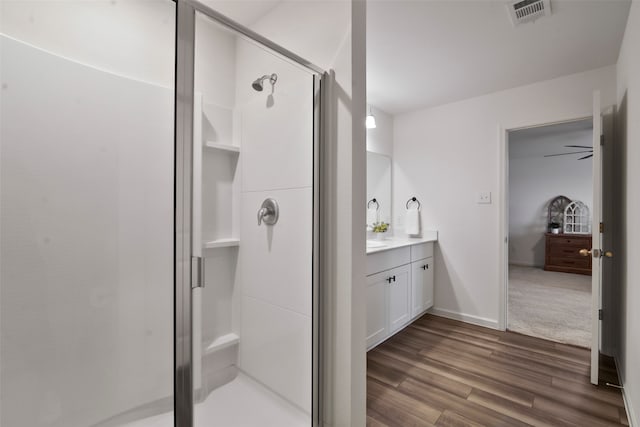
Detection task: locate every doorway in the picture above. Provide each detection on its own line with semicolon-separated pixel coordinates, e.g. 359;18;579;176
506;118;594;348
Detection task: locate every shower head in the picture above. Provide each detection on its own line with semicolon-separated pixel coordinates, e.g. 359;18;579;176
251;73;278;91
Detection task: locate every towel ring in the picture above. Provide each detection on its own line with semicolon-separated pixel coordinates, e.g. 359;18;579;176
367;198;380;210
406;197;421;210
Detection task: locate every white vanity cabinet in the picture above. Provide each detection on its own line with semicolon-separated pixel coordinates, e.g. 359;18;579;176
410;243;434;318
411;260;434;318
366;240;435;350
366;264;412;348
366;271;388;348
387;265;412;333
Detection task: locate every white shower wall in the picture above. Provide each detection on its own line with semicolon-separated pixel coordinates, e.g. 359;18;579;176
193;15;240;383
0;35;174;427
191;13;315;415
2;4;318;425
234;40;315;414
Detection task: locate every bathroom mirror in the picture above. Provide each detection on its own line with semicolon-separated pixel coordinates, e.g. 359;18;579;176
366;151;391;226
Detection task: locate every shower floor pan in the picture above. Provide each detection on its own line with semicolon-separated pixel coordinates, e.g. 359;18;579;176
124;373;308;427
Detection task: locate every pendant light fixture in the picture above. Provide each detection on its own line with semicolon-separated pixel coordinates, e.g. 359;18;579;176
365;105;377;129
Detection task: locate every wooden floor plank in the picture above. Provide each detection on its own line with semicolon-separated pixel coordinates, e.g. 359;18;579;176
367;358;407;388
367;413;390;427
368;378;442;425
398;377;531;427
369;351;473;399
467;388;576;427
367;314;627;427
435;410;486;427
375;345;535;407
551;376;626;408
620;407;630;426
533;396;623;427
419;346;554;386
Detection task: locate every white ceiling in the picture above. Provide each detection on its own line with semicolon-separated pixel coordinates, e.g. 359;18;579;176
509;118;593;159
201;1;282;27
367;0;631;115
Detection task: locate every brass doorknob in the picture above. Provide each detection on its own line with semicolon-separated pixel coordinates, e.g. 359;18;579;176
579;248;591;257
604;251;614;258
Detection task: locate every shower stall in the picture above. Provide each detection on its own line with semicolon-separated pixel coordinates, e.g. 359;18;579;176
0;1;325;426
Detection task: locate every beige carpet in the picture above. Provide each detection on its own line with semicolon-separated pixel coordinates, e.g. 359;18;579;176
508;265;591;348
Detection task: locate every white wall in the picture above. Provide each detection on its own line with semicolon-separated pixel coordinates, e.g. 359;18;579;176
509;127;593;267
615;1;640;424
393;65;616;328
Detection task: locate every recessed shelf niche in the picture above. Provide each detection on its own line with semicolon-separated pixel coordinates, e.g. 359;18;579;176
194;94;241;253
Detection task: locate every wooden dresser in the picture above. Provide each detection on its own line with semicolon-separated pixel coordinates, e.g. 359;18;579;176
544;233;592;275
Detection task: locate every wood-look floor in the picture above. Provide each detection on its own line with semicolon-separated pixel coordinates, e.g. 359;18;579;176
367;314;628;427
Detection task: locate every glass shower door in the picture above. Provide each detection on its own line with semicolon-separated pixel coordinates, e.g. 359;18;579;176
188;9;319;427
0;2;176;426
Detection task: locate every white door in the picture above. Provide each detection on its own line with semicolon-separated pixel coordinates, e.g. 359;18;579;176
366;271;389;349
388;265;412;334
590;90;604;385
411;258;434;317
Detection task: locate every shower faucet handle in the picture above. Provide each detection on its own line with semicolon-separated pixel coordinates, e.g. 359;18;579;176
257;198;279;226
257;208;267;225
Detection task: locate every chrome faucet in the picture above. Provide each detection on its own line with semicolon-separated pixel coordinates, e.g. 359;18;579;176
257;198;279;226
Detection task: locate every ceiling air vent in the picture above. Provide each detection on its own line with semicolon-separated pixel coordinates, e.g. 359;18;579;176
507;0;551;26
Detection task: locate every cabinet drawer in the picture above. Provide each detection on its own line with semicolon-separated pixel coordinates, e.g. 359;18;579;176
547;257;591;269
367;247;410;276
549;245;586;258
411;242;434;262
549;236;591;246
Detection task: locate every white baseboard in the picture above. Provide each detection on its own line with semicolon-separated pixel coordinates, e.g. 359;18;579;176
623;387;637;427
615;356;637;427
428;307;499;330
508;260;543;268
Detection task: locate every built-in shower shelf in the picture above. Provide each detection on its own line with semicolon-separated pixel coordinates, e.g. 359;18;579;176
204;238;240;249
205;141;240;153
205;333;240;354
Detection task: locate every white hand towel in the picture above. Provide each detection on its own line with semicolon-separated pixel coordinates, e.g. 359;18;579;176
405;208;420;235
367;207;379;227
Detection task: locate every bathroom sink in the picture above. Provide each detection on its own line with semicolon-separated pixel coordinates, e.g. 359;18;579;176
366;240;387;248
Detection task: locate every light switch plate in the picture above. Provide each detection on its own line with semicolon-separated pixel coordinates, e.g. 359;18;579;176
477;191;492;204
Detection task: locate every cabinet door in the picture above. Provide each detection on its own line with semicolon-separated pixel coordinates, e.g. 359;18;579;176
366;271;389;349
388;264;412;334
411;257;434;318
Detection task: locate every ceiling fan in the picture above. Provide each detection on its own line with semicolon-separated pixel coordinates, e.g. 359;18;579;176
544;145;593;160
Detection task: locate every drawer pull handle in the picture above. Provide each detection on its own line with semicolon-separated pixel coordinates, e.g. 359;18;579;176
386;276;396;284
421;264;429;270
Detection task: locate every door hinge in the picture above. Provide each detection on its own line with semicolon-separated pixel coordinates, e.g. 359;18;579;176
598;309;603;320
191;256;205;289
600;222;604;233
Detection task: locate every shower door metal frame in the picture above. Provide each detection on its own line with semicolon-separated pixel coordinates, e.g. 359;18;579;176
173;1;326;426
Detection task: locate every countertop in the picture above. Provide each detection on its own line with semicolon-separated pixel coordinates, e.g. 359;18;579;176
366;230;438;254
